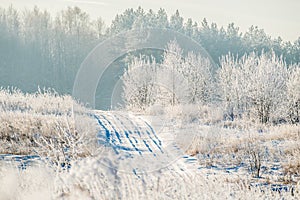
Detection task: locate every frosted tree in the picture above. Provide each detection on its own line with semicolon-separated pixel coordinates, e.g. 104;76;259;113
218;54;241;120
155;63;189;106
122;40;215;109
219;52;288;123
160;40;189;105
245;52;288;123
122;56;157;110
183;52;213;104
286;66;300;123
122;41;190;109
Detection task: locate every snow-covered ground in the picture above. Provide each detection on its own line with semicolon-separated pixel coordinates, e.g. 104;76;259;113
1;110;299;199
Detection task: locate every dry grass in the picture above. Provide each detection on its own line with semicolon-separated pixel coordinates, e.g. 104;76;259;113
0;88;98;168
185;119;300;189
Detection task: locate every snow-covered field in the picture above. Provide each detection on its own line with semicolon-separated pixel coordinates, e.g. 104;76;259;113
0;112;299;199
0;89;299;199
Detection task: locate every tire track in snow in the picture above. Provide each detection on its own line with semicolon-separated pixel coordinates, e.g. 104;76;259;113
135;116;165;155
95;112;155;156
94;114;111;143
124;131;142;155
95;114;138;153
138;117;162;146
112;112;157;156
93;111;200;179
99;114;122;144
94;114;121;154
117;113;163;154
106;112;144;155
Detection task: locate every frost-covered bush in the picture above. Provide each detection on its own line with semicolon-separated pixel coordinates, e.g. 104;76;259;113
0;88;98;167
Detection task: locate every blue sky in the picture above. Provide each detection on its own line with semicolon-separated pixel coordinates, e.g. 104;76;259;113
1;0;299;41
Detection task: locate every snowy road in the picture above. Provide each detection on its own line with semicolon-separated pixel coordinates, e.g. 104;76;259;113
94;111;163;156
92;110;194;174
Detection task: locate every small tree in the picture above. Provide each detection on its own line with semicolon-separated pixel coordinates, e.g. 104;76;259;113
122;56;157;110
183;52;214;104
161;40;186;105
244;52;288;123
155;63;189;106
218;54;241;120
286;66;300;124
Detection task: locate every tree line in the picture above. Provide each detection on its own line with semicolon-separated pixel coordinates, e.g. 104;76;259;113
0;5;299;95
